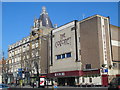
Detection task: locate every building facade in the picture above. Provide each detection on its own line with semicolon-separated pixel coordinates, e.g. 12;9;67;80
111;25;120;74
0;59;3;84
49;15;120;86
0;57;6;84
7;6;53;85
6;6;120;87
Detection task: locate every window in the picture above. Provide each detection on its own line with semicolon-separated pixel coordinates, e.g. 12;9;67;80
27;46;29;51
36;42;38;47
12;51;14;56
19;48;21;53
71;27;75;31
14;58;16;62
56;55;61;60
82;77;84;83
32;52;35;57
15;50;17;54
27;55;29;59
23;46;26;52
36;51;38;56
79;50;81;55
66;52;71;58
23;55;25;60
32;43;35;49
119;64;120;69
86;64;91;69
62;54;65;59
89;78;92;83
18;49;19;53
56;52;72;60
9;52;11;57
113;63;117;68
19;56;21;60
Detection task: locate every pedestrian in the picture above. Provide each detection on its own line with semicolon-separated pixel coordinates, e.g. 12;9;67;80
53;82;58;90
32;82;34;88
2;82;4;84
20;80;23;87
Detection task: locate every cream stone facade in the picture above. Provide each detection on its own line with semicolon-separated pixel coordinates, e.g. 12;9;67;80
110;25;120;75
50;21;81;73
49;15;120;86
7;6;53;85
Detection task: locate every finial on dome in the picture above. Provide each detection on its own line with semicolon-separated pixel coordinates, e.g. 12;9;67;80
41;6;47;14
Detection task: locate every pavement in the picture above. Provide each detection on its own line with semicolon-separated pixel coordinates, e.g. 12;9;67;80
11;85;109;88
9;85;32;88
22;85;33;88
9;85;113;90
9;86;110;90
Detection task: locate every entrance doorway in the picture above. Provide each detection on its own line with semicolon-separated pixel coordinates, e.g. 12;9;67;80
58;78;65;86
58;77;75;86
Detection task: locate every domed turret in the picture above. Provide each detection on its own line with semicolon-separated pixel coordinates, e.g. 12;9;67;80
39;6;53;28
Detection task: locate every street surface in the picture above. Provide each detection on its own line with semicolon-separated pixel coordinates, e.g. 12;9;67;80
9;85;111;90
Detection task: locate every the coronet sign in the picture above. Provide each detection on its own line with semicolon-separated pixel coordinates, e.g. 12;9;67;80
53;21;75;49
55;33;71;48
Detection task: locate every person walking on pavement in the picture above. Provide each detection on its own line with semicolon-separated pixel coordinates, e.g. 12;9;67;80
53;82;58;90
20;79;23;87
32;82;34;88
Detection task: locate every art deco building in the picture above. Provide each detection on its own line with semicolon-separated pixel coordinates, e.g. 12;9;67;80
49;15;120;86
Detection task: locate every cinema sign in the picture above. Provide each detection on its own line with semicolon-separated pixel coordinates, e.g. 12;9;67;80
53;21;76;48
55;33;71;48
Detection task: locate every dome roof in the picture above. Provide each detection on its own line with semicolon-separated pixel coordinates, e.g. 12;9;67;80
39;6;53;28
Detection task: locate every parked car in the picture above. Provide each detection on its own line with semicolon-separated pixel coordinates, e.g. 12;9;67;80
109;77;120;89
0;84;10;90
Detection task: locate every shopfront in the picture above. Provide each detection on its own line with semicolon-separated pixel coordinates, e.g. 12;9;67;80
48;69;101;86
58;77;75;86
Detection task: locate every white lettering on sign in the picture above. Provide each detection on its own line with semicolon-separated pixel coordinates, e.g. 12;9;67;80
55;73;65;76
55;33;71;48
